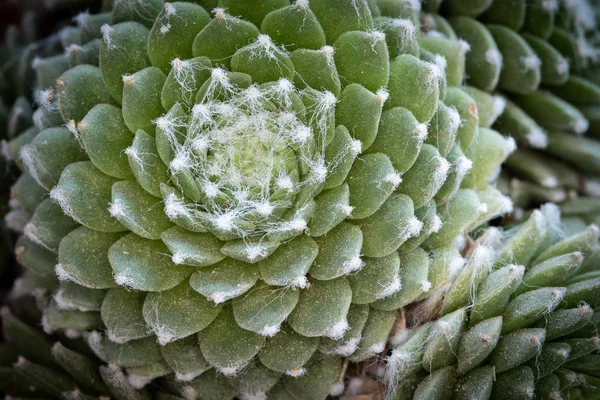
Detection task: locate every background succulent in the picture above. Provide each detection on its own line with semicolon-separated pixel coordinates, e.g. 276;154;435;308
386;204;600;400
418;0;600;215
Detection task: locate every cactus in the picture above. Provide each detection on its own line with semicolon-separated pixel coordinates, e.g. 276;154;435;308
386;205;600;400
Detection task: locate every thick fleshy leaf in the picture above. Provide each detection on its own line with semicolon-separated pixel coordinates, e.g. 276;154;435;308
143;281;222;345
198;307;264;375
108;233;194;292
160;226;225;267
111;181;173;239
189;258;258;304
348;252;401;304
287;277;352;338
57;227;122;289
233;281;299;336
25;198;78;253
88;333;163;368
101;287;150;343
99;22;151;103
78;104;135;179
20;127;88;191
161;335;211;382
310;222;363;280
258;324;319;375
50;161;126;233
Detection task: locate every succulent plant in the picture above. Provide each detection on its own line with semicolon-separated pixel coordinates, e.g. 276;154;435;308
0;0;525;398
386;204;600;400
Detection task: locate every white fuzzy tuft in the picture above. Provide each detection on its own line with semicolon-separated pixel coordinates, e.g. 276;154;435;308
458;39;471;54
258;324;280;337
326;319;349;339
521;55;542;71
420;280;432;293
430;215;443;233
378;275;401;299
477;202;489;215
485;49;503;67
329;382;345;397
491;96;506;121
503;137;517;157
572;119;589;134
449;257;466;277
291;276;310;289
555;59;569;75
385;172;403;188
342;255;365;275
217;364;246;376
286;368;307;377
327;336;361;356
128;374;153;389
526;128;548;149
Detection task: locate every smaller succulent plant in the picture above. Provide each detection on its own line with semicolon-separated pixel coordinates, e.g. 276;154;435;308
386;204;600;400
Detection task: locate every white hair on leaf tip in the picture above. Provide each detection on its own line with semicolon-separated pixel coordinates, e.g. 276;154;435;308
245;244;267;261
326;319;349;339
342;255;365;275
175;370;204;382
378;275;401;299
72;11;89;27
285;368;307;377
42;314;55;334
555;59;569;75
171;252;185;265
217;364;247;377
291;276;310;289
239;392;267;400
432;54;447;72
572;119;589;134
108;202;125;218
376;88;390;104
385;172;403;188
430;215;443;233
128;374;153;390
64;329;82;339
295;0;309;8
327;336;361;356
107;331;130;344
415;123;429;141
449;256;466;276
526;128;548;149
420;280;432;293
458;39;471;54
485;49;503;67
491;96;507;120
54;264;72;282
349;139;363;155
114;273;137;289
369;30;386;44
452;234;467;252
521;55;542;71
477;202;489;215
503;136;517;157
258;324;280;337
329;382;345;397
100;24;114;48
341;204;355;217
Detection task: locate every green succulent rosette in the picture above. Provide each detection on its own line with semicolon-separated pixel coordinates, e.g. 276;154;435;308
0;0;521;399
